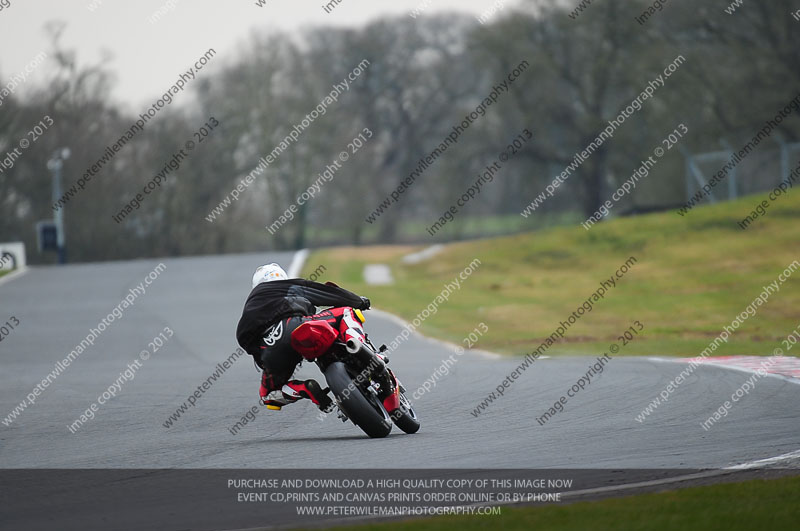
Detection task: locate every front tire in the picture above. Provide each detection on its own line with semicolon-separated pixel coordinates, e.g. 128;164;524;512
324;361;391;438
391;390;420;434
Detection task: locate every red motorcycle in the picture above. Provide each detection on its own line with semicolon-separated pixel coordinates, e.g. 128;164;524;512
289;307;420;438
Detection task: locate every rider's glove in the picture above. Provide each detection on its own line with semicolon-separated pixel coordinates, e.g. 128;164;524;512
359;296;371;310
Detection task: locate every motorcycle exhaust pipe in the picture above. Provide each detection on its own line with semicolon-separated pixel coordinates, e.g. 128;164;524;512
346;338;389;376
345;338;363;355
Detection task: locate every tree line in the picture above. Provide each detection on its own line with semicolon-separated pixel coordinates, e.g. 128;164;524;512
0;0;797;263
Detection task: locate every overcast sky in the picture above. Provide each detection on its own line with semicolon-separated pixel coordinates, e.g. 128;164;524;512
0;0;522;108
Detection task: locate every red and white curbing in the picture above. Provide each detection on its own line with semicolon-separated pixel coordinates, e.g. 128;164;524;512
669;355;800;383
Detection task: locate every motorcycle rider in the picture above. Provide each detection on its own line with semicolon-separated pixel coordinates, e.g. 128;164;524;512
236;263;371;411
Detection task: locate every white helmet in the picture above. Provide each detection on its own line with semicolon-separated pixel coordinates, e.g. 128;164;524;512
252;263;289;288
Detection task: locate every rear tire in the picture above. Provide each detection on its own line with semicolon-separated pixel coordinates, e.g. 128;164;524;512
324;361;391;438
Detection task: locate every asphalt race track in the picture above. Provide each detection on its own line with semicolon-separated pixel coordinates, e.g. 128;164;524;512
1;253;799;529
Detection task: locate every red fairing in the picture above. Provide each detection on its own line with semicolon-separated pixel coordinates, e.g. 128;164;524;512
383;393;400;412
382;370;400;412
310;307;365;343
290;320;338;359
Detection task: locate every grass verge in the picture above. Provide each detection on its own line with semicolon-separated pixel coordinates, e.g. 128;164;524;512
303;191;800;357
326;475;800;531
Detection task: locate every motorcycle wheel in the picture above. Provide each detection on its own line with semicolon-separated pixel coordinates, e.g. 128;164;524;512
324;361;392;438
390;389;420;434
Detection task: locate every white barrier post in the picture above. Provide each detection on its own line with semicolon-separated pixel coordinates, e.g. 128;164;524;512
0;242;26;271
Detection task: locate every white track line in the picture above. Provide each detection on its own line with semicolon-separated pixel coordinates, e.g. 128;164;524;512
286;249;309;278
726;448;800;470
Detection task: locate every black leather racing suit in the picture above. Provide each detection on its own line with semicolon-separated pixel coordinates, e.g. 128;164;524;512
236;279;369;392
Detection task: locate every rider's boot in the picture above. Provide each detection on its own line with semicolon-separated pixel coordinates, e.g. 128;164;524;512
285;379;334;412
265;379;333;412
262;389;300;410
260;371;298;410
